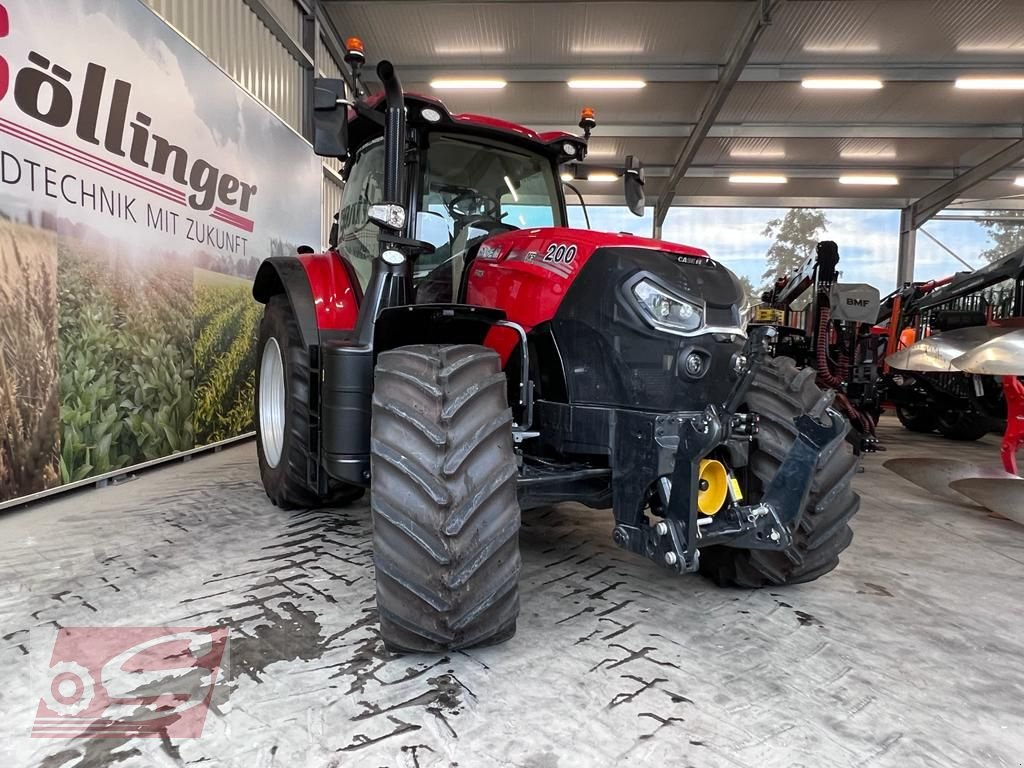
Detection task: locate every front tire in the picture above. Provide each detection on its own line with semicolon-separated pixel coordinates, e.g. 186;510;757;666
700;357;860;587
256;295;363;509
370;344;521;653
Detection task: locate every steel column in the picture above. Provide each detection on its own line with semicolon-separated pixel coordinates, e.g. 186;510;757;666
653;0;778;233
897;208;917;286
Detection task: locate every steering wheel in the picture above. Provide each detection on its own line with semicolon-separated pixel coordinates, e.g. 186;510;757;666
448;189;501;221
459;217;518;244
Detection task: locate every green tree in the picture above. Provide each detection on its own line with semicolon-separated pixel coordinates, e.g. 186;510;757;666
760;209;829;287
736;274;758;306
979;210;1024;262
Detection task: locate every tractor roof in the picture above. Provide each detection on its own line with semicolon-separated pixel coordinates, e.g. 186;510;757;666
347;92;587;164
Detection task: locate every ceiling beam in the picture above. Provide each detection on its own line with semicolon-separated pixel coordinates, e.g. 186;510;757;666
907;139;1024;229
570;165;1024;181
564;194;1024;210
527;122;1024;140
654;0;778;230
388;63;1024;85
330;0;758;4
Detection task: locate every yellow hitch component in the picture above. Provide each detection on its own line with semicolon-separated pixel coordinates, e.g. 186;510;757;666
697;459;729;515
728;476;744;503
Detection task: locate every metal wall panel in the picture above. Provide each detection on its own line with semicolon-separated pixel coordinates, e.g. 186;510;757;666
322;169;344;250
140;0;305;133
317;33;343;79
264;0;305;45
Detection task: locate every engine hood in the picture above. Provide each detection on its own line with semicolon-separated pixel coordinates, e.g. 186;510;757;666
478;226;710;261
465;225;746;336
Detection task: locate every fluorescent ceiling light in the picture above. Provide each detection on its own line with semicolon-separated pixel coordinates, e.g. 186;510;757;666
955;76;1024;90
729;174;788;184
587;172;620;183
560;172;574;182
569;44;646;55
430;78;506;90
1015;177;1024;187
803;43;880;54
729;149;786;159
433;45;505;56
801;77;884;90
567;79;646;90
957;43;1024;54
839;174;900;185
503;175;518;202
841;148;897;160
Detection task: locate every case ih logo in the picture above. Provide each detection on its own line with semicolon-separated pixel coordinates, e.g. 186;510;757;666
32;627;228;739
0;2;257;231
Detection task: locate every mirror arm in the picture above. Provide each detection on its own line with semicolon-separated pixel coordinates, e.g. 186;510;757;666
352;100;385;127
563;182;591;229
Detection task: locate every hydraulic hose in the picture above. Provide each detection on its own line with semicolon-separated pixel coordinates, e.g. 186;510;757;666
816;305;845;389
817;305;876;438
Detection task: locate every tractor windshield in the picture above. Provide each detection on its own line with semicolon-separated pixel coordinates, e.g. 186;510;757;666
417;134;563;273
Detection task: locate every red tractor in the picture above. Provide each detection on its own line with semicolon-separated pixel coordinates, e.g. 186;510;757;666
251;42;860;653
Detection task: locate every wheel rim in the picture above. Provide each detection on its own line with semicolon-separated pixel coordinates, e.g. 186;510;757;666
259;337;286;469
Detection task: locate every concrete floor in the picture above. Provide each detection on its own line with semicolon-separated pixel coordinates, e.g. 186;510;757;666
2;419;1023;768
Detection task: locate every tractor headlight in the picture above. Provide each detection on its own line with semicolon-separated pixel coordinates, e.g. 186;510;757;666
630;278;703;334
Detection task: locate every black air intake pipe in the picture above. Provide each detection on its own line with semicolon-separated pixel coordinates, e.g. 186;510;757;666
377;60;405;208
354;59;408;349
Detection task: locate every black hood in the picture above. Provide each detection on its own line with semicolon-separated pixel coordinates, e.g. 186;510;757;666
542;247;747;413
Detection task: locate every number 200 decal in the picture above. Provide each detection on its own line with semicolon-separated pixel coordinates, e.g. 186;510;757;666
543;243;577;263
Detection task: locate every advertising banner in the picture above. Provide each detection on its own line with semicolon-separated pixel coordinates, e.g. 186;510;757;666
0;0;322;503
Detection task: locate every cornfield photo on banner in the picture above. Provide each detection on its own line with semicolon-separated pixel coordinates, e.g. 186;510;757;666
0;217;60;502
193;270;261;445
57;226;195;485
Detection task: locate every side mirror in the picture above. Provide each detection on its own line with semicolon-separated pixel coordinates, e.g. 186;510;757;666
313;78;349;158
624;155;645;217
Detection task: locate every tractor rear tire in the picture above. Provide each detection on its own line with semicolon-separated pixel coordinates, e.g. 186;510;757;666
256;295;364;509
370;344;521;653
936;409;989;441
895;403;937;434
700;357;860;588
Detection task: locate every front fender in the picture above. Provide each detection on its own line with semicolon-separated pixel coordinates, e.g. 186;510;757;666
252;252;360;349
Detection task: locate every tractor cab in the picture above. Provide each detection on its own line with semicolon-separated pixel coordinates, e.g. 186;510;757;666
335;111;572;304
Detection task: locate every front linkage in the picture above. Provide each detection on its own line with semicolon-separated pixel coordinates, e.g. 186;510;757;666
611;327;847;573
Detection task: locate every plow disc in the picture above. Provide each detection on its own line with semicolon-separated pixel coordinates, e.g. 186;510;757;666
883;458;1018;506
885;326;1016;373
949;478;1024;525
951;328;1024;377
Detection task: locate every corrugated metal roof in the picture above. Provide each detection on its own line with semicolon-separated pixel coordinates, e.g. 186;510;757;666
330;1;750;65
322;0;1024;210
757;0;1024;63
